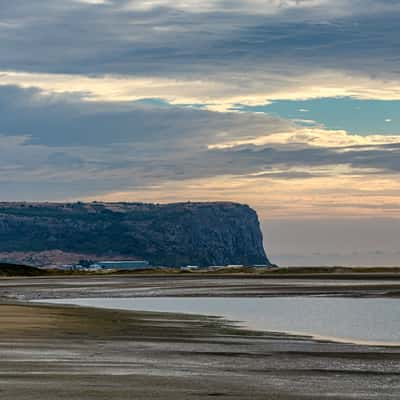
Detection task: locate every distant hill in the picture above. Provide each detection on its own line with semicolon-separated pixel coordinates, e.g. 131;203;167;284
0;263;45;277
0;202;270;267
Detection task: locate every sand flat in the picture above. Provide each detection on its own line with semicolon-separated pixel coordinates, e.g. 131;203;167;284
1;275;400;399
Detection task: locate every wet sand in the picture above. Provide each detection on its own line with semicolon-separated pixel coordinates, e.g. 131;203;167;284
1;272;400;300
1;274;400;399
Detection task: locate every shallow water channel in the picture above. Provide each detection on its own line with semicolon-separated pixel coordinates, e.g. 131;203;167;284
39;296;400;346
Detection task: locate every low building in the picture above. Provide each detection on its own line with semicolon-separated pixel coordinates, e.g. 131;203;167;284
93;260;150;270
181;265;200;271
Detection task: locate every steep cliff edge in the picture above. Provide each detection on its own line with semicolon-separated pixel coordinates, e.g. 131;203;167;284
0;202;270;267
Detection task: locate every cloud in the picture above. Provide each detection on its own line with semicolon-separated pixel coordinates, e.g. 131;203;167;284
1;0;400;111
1;0;400;221
208;128;400;151
118;0;400;18
0;85;292;147
74;0;109;4
2;69;400;112
122;0;332;14
85;169;400;220
0;84;399;216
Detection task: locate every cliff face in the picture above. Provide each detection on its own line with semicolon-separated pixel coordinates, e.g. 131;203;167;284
0;202;270;267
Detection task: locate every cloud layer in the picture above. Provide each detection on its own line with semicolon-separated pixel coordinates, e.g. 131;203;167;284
0;0;400;225
1;0;400;106
0;85;399;222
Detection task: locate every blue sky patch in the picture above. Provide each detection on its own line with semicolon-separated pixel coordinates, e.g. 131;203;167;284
236;98;400;135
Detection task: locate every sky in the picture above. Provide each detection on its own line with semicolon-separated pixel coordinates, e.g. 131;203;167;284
1;0;400;266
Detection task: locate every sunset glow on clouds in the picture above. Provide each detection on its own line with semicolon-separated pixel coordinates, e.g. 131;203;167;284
1;0;400;264
2;70;400;110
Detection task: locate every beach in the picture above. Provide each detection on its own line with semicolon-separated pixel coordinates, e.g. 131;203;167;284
1;274;399;399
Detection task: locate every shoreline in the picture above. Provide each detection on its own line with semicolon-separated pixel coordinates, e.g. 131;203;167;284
31;297;400;349
2;273;400;301
1;275;400;399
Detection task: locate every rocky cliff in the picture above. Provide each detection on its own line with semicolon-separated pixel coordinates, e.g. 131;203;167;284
0;202;270;267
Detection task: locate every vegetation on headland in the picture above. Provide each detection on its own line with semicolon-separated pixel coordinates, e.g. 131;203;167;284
0;202;269;267
0;263;47;277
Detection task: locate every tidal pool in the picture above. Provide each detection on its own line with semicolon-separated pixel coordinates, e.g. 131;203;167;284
39;297;400;346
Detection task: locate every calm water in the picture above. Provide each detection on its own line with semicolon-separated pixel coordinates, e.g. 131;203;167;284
41;297;400;346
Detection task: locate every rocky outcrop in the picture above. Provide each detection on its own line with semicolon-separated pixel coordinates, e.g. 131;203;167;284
0;202;270;267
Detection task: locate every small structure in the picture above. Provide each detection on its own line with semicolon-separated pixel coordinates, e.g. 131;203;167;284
181;265;200;271
94;260;150;270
